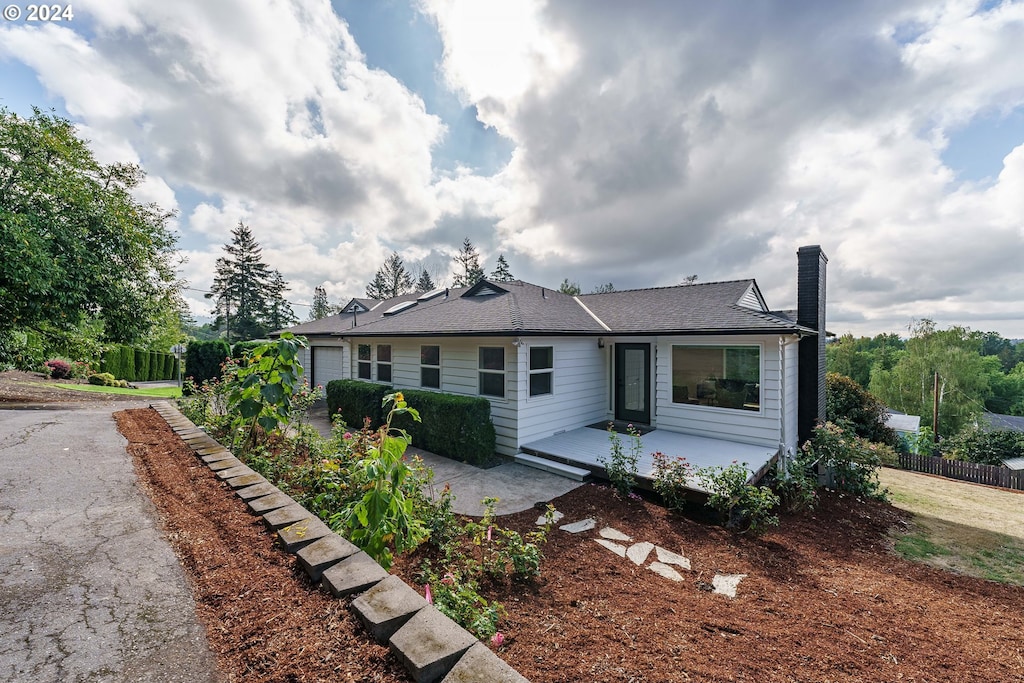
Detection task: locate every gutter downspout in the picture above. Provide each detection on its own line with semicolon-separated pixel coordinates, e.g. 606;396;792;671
778;334;801;477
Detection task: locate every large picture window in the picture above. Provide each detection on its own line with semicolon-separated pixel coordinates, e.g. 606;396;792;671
420;345;440;389
478;347;505;397
376;344;392;383
529;346;553;396
357;344;371;380
671;345;760;411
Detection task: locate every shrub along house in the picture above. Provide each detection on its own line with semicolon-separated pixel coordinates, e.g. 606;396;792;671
278;246;828;484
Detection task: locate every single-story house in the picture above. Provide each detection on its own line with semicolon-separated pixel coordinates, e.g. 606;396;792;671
278;246;829;481
886;410;922;451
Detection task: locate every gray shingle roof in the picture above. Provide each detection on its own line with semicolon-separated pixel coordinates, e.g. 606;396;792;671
278;278;811;338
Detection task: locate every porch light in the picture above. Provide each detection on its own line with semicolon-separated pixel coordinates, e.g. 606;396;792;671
598;337;605;349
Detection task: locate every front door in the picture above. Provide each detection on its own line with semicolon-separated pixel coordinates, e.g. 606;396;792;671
614;343;651;424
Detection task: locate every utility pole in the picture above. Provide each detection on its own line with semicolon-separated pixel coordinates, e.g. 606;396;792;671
933;372;940;445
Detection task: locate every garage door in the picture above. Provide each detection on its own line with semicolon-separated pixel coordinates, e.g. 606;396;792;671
312;347;345;387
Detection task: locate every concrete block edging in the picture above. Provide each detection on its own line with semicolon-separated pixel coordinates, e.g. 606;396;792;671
150;402;530;683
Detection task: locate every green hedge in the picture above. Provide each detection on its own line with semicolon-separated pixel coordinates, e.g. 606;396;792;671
186;340;231;385
99;346;178;381
326;380;497;466
134;349;150;383
232;340;268;359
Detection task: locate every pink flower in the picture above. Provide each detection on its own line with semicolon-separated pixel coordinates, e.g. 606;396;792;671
343;432;353;440
424;584;433;605
491;632;505;648
486;526;492;542
442;573;455;585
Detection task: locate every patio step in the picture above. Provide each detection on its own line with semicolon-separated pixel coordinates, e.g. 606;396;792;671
513;452;591;481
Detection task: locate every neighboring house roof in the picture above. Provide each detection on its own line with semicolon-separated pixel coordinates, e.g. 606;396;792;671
980;412;1024;433
1003;456;1024;471
886;412;921;433
277;278;815;339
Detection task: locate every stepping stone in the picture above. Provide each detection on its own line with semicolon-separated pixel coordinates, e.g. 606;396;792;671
201;451;235;463
247;492;295;514
599;527;632;542
351;575;429;644
297;533;360;582
655;546;691;571
224;472;267;489
234;482;279;501
216;465;255;480
559;518;596;534
322;552;389;597
389;605;476;683
208;457;244;472
647;562;684;582
277;516;332;552
535;510;564;526
594;539;627;557
712;573;747;598
626;541;654;566
263;503;315;530
440;642;529;683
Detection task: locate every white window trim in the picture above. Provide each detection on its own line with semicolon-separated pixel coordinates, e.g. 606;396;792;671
528;345;554;398
420;344;441;390
357;343;372;381
478;346;506;398
376;344;392;384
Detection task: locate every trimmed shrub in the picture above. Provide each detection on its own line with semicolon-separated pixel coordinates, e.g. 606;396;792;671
326;379;389;429
185;340;231;386
326;380;497;466
940;428;1024;466
88;372;117;386
826;372;899;448
146;350;157;380
135;349;150;383
119;345;135;381
44;359;72;379
231;340;268;360
162;353;175;380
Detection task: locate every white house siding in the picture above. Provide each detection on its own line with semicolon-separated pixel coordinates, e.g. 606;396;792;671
515;337;608;448
654;335;784;448
343;336;520;456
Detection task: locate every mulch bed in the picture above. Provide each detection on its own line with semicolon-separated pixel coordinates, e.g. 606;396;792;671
115;405;1024;683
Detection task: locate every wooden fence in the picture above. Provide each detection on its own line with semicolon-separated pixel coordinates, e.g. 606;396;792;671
896;453;1024;491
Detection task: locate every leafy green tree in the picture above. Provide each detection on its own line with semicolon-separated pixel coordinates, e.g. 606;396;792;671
206;222;280;341
558;279;581;296
366;252;414;299
827;334;874;387
308;286;333;321
825;372;899;447
451;238;485;288
490;254;515;282
0;107;178;356
940;428;1024;466
414;269;436;293
869;320;991;437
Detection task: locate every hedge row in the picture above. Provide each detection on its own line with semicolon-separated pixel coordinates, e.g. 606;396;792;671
185;340;231;385
326;380;497;466
231;340;269;359
100;345;179;381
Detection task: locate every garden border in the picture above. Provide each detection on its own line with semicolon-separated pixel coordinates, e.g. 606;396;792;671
149;402;529;683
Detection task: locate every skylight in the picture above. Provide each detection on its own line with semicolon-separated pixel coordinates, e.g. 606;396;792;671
383;300;418;316
417;287;446;301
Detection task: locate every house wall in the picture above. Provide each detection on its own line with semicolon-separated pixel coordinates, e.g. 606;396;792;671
514;337;608;447
654;334;785;448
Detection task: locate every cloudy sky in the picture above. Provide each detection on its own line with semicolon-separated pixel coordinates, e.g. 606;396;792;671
2;0;1023;336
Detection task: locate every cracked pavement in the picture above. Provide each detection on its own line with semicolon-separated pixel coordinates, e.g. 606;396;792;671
0;405;222;682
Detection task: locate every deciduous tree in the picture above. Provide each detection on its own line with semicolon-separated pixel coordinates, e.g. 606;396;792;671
366;252;413;299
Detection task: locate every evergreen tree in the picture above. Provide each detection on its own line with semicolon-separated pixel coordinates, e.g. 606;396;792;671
415;269;436;293
490;254;515;282
309;286;333;321
452;237;485;287
206;222;275;341
265;269;297;331
591;283;616;294
366;252;413;299
558;279;581;296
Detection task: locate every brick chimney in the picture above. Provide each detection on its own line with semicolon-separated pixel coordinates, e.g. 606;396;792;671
797;245;827;444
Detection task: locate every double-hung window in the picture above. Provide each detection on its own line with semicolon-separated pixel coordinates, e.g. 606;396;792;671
478;347;505;397
529;346;553;396
357;344;371;380
376;344;392;383
420;345;440;389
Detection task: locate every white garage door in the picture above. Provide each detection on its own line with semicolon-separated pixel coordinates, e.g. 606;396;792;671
312;347;345;387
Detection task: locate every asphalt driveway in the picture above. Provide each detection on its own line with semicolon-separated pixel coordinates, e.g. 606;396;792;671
0;404;221;682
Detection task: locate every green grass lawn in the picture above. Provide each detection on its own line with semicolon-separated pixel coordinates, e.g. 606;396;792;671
28;381;181;398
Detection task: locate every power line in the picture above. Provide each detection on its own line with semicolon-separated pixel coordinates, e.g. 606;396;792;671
181;286;312;309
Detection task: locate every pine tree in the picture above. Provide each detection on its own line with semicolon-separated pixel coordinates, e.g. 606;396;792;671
309;286;333;321
265;269;297;331
452;237;485;287
207;222;274;341
366;252;413;299
415;269;436;293
490;254;515;282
